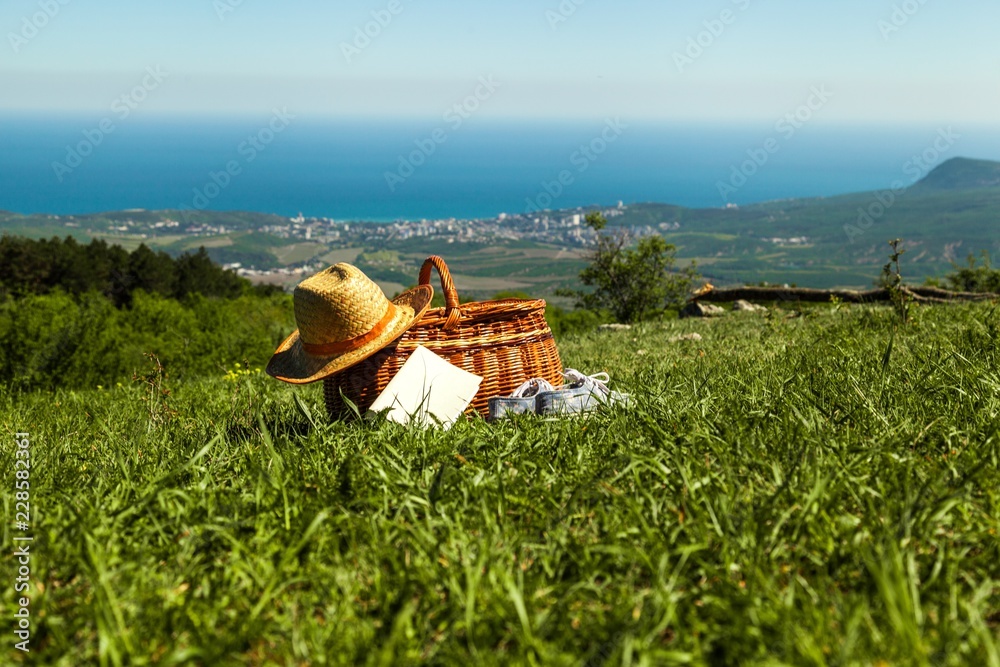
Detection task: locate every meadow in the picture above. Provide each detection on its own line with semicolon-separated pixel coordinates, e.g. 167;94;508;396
2;301;999;665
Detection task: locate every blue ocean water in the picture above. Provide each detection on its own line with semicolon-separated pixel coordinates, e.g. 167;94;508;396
3;113;1000;220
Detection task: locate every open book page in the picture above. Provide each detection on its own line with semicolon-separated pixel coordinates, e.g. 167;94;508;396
367;345;483;429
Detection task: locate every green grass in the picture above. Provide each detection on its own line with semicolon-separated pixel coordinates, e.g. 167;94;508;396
2;303;1000;664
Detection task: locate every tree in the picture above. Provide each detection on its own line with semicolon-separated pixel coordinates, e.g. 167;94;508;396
0;234;49;296
51;236;104;295
127;244;177;300
563;212;699;323
0;236;269;306
102;242;132;307
174;247;244;299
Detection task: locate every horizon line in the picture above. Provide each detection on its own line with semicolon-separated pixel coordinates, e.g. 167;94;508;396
3;109;1000;130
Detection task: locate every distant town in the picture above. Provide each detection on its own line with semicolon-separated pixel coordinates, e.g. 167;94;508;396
45;202;695;282
8;155;996;293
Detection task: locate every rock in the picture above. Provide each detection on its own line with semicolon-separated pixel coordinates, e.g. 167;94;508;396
733;299;767;312
680;301;726;318
597;323;632;332
668;333;703;343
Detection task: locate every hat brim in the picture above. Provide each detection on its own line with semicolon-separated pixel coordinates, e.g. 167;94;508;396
265;284;433;384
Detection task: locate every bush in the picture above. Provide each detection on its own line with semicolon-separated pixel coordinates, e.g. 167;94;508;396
0;290;293;391
544;304;606;337
561;212;699;323
945;251;1000;293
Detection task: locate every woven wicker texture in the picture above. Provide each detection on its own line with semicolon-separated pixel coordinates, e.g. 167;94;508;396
294;264;393;344
324;255;564;419
266;263;433;384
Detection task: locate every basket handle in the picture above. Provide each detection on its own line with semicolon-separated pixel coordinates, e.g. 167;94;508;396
419;255;462;330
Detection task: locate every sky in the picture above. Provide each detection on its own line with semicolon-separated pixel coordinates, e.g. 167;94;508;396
1;0;998;124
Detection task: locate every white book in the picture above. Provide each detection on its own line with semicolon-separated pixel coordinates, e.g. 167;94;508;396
367;345;483;430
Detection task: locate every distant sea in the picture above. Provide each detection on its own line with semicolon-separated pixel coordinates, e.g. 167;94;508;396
3;113;1000;221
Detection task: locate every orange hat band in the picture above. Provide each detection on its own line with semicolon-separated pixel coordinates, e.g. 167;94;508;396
301;303;398;356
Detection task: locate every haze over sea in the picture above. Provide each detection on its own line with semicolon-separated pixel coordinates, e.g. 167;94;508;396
4;114;1000;222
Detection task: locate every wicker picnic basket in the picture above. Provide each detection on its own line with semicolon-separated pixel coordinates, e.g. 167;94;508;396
322;255;564;419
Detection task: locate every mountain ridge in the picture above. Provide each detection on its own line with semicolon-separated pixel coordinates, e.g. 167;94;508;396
912;157;1000;192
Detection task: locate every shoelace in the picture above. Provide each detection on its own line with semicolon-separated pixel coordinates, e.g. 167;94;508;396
507;370;612;399
563;369;610;390
509;377;556;398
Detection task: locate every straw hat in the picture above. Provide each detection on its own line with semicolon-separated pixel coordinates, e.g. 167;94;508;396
266;263;433;384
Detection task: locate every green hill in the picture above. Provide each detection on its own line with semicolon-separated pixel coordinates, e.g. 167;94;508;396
913;157;1000;191
608;157;1000;287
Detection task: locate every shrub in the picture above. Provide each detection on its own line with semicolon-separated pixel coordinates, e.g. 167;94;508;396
561;212;699;323
0;290;293;391
945;251;1000;293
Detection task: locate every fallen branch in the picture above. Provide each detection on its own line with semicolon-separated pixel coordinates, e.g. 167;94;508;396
690;285;999;304
908;286;1000;301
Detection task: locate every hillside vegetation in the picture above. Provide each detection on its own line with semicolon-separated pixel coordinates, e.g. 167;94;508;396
3;301;998;664
608;158;1000;288
0;235;280;305
913;158;1000;191
2;158;998;293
